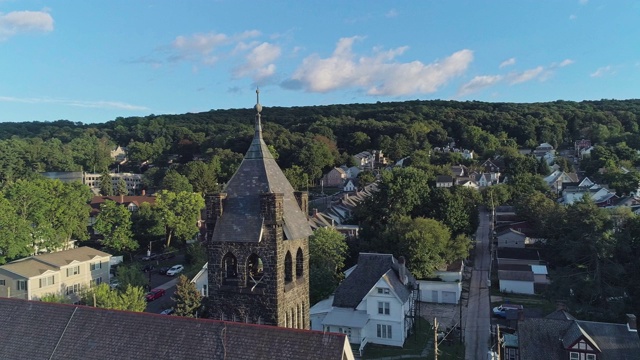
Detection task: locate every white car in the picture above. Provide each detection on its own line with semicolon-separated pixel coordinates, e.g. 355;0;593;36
166;265;184;276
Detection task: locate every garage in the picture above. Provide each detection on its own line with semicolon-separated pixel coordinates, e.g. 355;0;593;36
442;291;457;304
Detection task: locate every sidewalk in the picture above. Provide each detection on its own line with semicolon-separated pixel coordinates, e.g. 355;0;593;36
155;277;179;290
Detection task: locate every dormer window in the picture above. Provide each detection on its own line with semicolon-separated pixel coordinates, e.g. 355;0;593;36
377;287;390;294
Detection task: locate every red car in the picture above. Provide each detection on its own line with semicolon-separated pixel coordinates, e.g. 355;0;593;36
145;288;166;302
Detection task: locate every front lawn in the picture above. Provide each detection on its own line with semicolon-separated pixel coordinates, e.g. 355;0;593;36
362;318;431;359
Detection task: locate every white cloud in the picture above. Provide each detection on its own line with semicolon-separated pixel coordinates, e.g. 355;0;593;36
558;59;574;67
287;36;473;96
457;75;504;96
0;10;54;40
233;42;282;83
499;58;516;68
386;9;399;18
590;65;613;77
579;0;588;5
508;66;544;84
169;30;260;64
0;96;148;111
569;14;577;20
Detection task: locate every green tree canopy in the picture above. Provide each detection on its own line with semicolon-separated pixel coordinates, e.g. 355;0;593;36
173;275;202;317
80;283;146;312
94;200;138;253
156;190;205;247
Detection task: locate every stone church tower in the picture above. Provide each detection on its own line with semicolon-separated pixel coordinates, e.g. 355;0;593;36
205;90;312;329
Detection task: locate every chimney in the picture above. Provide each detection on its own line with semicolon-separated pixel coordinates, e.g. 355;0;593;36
141;189;146;196
555;301;567;312
627;314;637;332
397;256;408;285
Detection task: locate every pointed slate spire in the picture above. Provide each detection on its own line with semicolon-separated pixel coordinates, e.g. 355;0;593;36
244;88;273;160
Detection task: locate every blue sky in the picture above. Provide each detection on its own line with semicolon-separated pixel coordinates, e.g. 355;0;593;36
1;1;639;124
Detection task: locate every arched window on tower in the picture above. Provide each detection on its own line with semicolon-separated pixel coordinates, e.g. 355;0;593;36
284;251;293;283
247;253;265;290
222;252;238;285
296;248;303;279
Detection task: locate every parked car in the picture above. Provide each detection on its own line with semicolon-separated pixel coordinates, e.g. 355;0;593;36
492;304;523;318
160;308;174;315
166;265;184;276
145;288;166;302
142;253;157;261
158;252;176;260
157;266;170;275
142;264;155;272
109;278;120;289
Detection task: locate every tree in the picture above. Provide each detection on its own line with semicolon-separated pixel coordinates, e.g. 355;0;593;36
185;242;207;267
116;263;148;290
173;275;202;317
116;177;128;198
183;159;219;196
39;293;73;304
93;200;138;253
80;283;146;312
99;171;113;196
385;216;452;279
0;197;33;264
309;227;348;304
482;184;511;210
283;165;309;191
161;169;193;193
155;190;205;247
131;202;165;245
356;170;376;187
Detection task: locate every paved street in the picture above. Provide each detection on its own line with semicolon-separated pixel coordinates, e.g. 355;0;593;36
465;208;492;360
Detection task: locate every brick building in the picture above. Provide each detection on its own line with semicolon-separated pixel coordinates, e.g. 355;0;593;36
205;90;312;329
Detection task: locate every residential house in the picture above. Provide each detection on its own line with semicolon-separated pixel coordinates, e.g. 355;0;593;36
0;297;355;360
436;175;454;188
417;260;464;304
0;247;111;301
497;264;549;295
458;179;480;190
544;170;579;195
580;145;595;159
89;195;157;227
516;310;640;360
323;167;348;187
561;178;619;206
110;145;127;163
310;253;418;355
475;172;500;187
496;248;543;267
343;178;358;192
574;139;591;156
354;151;373;168
496;228;529;249
451;164;469;178
481;158;502;173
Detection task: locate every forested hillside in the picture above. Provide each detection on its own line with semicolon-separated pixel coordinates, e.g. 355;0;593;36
2;98;640;187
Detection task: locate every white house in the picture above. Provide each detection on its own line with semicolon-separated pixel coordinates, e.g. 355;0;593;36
417;260;463;304
191;262;209;297
310;253;418;355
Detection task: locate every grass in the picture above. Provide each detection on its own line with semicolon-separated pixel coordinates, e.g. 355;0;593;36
362;317;466;360
362;318;432;359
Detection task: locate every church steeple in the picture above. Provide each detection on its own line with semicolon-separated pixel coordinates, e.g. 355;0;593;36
244;88;273;160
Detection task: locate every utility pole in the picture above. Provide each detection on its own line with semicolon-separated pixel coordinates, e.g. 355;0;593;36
434;317;438;360
496;325;501;360
459;296;463;343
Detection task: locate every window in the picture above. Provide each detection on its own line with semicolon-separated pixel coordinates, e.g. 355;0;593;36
295;248;303;278
377;324;392;339
570;353;579;360
90;262;102;271
377;287;390;294
0;280;5;286
586;355;596;360
66;266;80;277
39;276;55;288
378;301;390;315
66;283;81;295
17;280;26;291
90;277;102;287
284;251;293;283
222;252;238;285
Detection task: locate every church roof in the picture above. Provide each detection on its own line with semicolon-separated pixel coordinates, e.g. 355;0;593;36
211;90;312;243
0;297;351;360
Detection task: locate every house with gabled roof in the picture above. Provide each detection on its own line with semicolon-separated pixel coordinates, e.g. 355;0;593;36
417;260;464;304
0;247;111;301
310;253;419;355
516;310;640;360
0;297;355;360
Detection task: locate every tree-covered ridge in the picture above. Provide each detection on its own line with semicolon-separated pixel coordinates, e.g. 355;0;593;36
2;99;640;184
